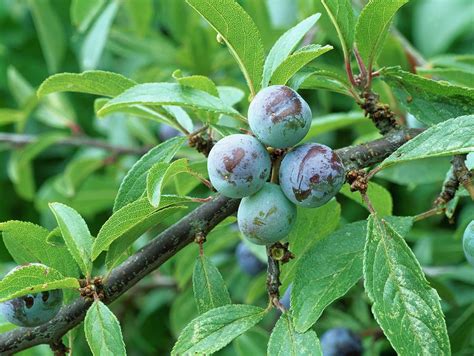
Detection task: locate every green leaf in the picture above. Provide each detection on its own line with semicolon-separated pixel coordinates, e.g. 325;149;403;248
0;264;79;303
417;67;474;88
269;44;333;86
320;0;356;61
364;215;450;354
28;0;66;73
172;304;266;355
339;181;393;216
292;221;366;332
80;0;119;70
38;71;136;98
49;203;93;277
173;70;219;97
186;0;265;96
355;0;409;69
93;196;190;263
292;69;352;96
147;158;193;208
262;14;321;88
268;313;322;356
192;255;232;314
0;221;79;278
233;327;268;356
379;115;474;170
124;0;153;37
114;136;186;211
98;83;242;119
281;199;341;285
84;300;126;356
0;109;25;126
381;68;474;125
7;133;66;200
304;111;365;139
71;0;105;32
55;156;105;197
218;86;245;107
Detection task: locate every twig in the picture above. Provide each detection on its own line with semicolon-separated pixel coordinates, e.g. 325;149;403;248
266;245;283;312
452;154;474;200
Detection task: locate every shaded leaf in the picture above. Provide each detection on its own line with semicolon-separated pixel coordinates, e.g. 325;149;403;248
71;0;105;32
339;181;393;216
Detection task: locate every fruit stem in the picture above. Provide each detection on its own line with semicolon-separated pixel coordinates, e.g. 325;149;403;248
270;155;283;184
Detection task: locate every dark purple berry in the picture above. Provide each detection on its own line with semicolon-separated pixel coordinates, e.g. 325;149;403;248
235;242;266;276
320;328;362;356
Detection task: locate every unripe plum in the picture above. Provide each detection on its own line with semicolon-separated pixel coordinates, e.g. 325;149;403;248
0;286;63;327
237;183;296;245
463;220;474;267
235;242;266;276
279;143;345;208
320;328;362;356
248;85;311;148
207;134;271;198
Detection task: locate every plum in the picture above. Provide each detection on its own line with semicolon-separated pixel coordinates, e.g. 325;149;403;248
463;220;474;267
280;284;292;310
279;143;345;208
207;134;271;198
235;242;266;276
0;289;63;327
248;85;311;148
320;328;362;356
237;183;296;245
158;124;183;141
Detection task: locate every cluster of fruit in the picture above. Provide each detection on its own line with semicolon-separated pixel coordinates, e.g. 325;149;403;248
208;85;345;245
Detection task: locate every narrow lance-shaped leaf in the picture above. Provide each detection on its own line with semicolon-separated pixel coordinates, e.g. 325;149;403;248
379;115;474;170
97;83;242;119
172;304;266;355
262;13;321;87
186;0;265;97
321;0;356;62
355;0;409;70
84;300;126;356
364;215;450;354
268;313;322;356
192;255;232;314
381;67;474;125
0;264;79;303
49;203;93;277
71;0;106;33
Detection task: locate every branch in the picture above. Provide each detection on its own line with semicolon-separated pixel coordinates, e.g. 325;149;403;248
0;128;422;354
0;132;148;156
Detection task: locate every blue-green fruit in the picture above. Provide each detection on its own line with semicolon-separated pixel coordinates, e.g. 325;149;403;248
463;220;474;267
248;85;311;148
0;283;63;327
207;134;271;198
279;143;345;208
238;183;296;245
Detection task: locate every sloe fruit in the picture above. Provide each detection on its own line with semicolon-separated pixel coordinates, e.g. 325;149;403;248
237;183;296;245
463;220;474;267
0;287;63;327
235;242;266;276
207;134;271;198
248;85;312;148
158;124;183;141
280;284;292;310
320;328;362;356
279;143;345;208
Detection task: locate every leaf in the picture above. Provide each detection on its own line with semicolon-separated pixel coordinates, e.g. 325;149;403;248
0;109;25;126
0;221;79;278
281;199;341;285
417;67;474;88
93;196;190;263
268;313;322;356
186;0;265;96
80;0;119;70
38;71;136;98
0;264;79;303
292;221;366;332
269;45;333;86
364;215;451;354
218;86;245;107
173;70;219;97
98;83;242;119
114;136;186;211
28;0;66;73
49;203;93;277
320;0;356;61
262;14;321;87
304;111;366;138
233;327;268;356
172;304;266;355
381;67;474;125
71;0;105;32
147;158;193;207
355;0;409;69
379;115;474;169
339;181;393;216
192;255;232;314
55;156;105;197
292;69;352;96
84;300;126;356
